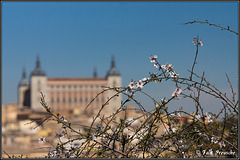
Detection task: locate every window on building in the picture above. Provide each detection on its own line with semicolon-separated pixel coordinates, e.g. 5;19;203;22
69;85;71;88
74;97;77;102
63;98;65;103
85;97;88;102
69;97;72;102
57;98;60;103
80;97;82;102
62;85;65;89
51;98;54;103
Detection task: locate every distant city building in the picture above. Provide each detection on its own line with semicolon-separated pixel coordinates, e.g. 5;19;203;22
18;56;122;114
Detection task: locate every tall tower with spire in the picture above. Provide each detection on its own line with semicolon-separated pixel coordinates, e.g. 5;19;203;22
30;56;47;111
18;68;30;107
105;56;122;114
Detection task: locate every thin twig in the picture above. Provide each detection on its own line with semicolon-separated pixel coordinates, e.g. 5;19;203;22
183;20;238;35
190;35;199;81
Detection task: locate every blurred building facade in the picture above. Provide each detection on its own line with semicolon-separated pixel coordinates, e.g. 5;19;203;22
3;56;193;158
18;56;122;114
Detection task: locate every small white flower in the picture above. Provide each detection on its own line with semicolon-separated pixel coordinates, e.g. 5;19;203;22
161;63;173;73
211;137;219;144
69;153;75;158
219;141;226;148
96;124;104;132
38;137;46;143
143;125;149;130
136;80;144;88
182;151;186;158
48;150;57;157
149;55;158;63
134;146;139;156
57;131;66;138
172;127;177;133
205;112;213;123
170;113;175;117
65;143;74;151
92;134;97;141
153;63;158;69
97;145;102;150
195;114;201;120
161;63;168;70
161;98;167;104
142;77;148;82
172;87;182;99
168;64;173;71
170;71;179;78
193;37;197;45
59;115;68;122
177;113;182;117
199;40;203;46
202;133;209;140
128;82;136;89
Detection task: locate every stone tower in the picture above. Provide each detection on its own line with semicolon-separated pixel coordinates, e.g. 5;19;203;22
30;56;47;111
106;56;122;114
18;68;30;108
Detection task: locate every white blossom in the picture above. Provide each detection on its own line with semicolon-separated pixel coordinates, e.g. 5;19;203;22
199;40;203;46
172;87;182;99
219;141;226;148
128;82;136;89
149;55;158;63
38;137;46;143
136;80;144;88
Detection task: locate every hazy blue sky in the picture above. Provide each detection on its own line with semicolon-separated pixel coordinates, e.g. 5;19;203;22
2;2;238;115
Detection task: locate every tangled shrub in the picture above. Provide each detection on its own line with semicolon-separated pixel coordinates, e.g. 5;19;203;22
5;20;236;159
37;30;238;157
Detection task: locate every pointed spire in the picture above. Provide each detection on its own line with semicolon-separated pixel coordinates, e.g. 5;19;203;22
111;56;115;68
36;55;40;68
106;55;120;77
22;67;26;79
19;68;29;86
93;67;97;78
31;55;46;76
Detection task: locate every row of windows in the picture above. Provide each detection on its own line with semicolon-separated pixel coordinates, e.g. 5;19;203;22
51;97;105;103
49;84;105;89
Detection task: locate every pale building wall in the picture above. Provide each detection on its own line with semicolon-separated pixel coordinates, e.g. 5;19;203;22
30;76;47;111
46;78;108;114
18;86;30;107
6;104;18;122
106;75;122;114
2;104;6;124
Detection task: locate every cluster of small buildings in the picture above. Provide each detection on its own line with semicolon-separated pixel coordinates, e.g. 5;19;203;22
2;56;190;158
2;56;123;157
